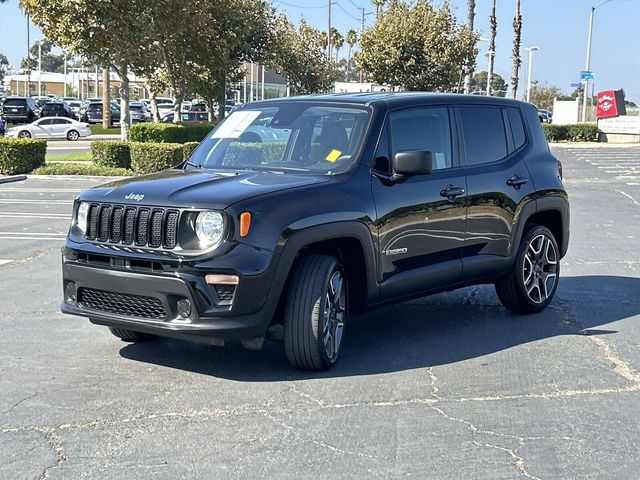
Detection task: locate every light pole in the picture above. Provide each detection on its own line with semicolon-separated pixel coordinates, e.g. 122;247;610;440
37;41;42;97
525;46;539;103
582;0;623;122
484;50;495;96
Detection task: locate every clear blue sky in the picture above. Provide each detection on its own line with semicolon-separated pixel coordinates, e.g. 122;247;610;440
2;0;639;101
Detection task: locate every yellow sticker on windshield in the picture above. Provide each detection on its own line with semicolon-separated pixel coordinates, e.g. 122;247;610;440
325;149;342;162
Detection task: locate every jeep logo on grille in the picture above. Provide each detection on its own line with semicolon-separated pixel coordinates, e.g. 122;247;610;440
125;193;145;202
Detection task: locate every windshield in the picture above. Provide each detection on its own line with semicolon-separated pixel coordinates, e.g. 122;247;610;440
188;103;370;174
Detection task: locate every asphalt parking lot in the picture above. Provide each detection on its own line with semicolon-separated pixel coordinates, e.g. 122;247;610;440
1;145;639;479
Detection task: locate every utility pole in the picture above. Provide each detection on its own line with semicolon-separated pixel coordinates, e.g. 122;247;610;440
260;65;265;101
327;0;332;60
95;65;99;98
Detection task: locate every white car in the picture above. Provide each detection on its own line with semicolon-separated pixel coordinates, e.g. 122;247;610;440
6;117;92;141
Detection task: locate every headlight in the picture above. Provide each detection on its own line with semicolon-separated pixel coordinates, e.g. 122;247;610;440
195;211;225;248
77;202;90;234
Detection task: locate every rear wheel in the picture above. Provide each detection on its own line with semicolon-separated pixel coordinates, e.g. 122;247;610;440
495;225;559;314
284;255;346;370
18;130;31;138
66;129;80;141
108;327;153;342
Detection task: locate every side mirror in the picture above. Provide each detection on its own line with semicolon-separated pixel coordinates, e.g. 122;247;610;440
392;150;433;176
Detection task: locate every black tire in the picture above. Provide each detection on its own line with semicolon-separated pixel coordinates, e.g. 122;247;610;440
66;129;80;141
18;130;31;138
495;225;560;314
108;327;153;342
284;255;347;371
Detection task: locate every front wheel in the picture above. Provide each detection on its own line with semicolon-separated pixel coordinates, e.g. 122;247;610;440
284;255;346;370
66;129;80;141
495;225;559;314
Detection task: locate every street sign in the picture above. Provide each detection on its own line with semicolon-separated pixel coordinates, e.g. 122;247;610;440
571;83;582;88
580;70;594;80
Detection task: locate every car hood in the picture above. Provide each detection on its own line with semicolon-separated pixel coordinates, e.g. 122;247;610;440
78;168;331;209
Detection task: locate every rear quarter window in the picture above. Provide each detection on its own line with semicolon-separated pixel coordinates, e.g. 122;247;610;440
506;108;527;150
459;106;507;166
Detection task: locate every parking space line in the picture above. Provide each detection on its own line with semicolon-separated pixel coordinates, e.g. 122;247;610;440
0;259;12;266
0;199;73;205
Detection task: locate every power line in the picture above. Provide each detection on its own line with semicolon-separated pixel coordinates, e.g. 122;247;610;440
274;0;326;9
334;2;361;21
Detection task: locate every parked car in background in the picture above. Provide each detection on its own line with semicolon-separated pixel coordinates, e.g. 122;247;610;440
0;97;37;124
538;109;553;123
5;116;91;140
161;111;212;123
129;101;151;123
40;101;74;119
67;101;83;120
81;102;120;125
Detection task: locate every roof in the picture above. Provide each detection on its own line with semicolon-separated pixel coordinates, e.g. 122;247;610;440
249;92;529;109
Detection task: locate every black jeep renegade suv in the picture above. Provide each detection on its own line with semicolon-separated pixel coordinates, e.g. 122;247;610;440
61;93;569;370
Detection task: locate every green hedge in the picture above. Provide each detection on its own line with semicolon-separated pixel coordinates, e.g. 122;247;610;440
129;122;216;144
182;141;200;159
0;138;47;174
130;142;185;174
92;141;131;168
32;163;133;176
542;123;598;142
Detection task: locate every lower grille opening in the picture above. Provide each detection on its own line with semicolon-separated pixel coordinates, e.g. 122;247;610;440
78;287;166;319
214;285;236;304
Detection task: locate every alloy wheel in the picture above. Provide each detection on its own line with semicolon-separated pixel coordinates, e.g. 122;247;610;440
522;234;558;304
322;270;345;361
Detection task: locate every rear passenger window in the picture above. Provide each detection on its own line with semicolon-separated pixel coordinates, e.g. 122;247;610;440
506;108;526;150
459;106;507;165
389;107;452;170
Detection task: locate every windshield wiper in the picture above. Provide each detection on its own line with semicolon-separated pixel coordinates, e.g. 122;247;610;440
182;159;202;170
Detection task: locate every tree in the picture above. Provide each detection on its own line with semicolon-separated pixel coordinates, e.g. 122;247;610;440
0;52;8;84
356;1;477;92
21;0;151;139
332;29;344;63
273;16;340;95
371;0;386;17
462;0;475;94
511;0;522;99
487;0;496;95
345;29;357;82
20;39;64;73
471;71;507;96
528;82;562;110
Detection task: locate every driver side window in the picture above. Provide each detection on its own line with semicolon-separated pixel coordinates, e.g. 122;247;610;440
389;107;453;170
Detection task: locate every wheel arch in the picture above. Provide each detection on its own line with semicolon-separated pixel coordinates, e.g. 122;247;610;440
272;222;379;319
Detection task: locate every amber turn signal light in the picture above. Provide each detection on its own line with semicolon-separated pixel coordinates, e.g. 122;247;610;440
239;212;251;237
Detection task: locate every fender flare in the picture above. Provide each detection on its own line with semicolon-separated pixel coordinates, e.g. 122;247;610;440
270;220;379;305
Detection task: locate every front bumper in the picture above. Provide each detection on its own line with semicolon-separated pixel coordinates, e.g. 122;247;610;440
61;246;279;341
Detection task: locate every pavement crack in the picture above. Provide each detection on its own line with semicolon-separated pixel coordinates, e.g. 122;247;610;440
1;392;38;415
38;427;67;480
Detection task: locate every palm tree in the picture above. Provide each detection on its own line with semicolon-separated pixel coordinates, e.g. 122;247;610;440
487;0;497;96
332;28;343;63
372;0;386;18
511;0;522;99
463;0;475;94
346;29;358;82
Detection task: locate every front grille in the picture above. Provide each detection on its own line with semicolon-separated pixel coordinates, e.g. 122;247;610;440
85;203;179;250
78;287;166;319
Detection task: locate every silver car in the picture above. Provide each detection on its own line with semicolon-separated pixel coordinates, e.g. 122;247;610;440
5;117;92;141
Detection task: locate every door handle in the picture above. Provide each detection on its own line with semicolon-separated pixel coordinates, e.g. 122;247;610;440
440;185;465;200
506;175;528;189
